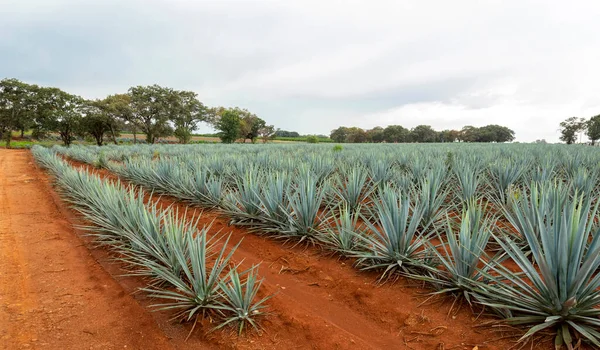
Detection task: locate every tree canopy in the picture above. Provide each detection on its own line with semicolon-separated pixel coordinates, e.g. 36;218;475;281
329;124;515;143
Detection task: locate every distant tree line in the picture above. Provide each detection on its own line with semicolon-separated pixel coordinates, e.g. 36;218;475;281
329;124;515;143
0;78;275;147
559;115;600;145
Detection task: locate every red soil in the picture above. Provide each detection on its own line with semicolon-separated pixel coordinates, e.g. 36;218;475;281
0;149;558;349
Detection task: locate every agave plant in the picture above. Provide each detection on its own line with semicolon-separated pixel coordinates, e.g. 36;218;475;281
412;162;449;230
452;160;483;204
417;200;497;304
330;165;376;214
142;232;240;322
318;203;364;254
350;186;431;278
254;171;292;232
487;158;526;204
282;171;328;244
472;184;600;348
216;266;271;334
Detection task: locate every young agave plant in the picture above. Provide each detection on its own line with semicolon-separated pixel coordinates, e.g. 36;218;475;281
412;163;449;230
350;186;431;279
255;172;292;232
568;167;599;199
330;165;376;214
216;266;272;334
318;203;364;254
143;231;241;322
472;184;600;348
222;170;264;226
452;161;483;204
417;200;497;304
487;158;526;204
283;171;328;244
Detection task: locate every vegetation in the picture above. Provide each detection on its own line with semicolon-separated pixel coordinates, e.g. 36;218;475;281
0;78;275;148
330;124;515;143
48;141;600;348
32;146;270;333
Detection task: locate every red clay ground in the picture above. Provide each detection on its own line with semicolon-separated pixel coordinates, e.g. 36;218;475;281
1;149;557;349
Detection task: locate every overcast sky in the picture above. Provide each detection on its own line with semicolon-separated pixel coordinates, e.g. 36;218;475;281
1;0;599;141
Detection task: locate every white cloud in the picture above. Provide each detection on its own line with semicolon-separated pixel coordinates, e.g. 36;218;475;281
1;0;600;141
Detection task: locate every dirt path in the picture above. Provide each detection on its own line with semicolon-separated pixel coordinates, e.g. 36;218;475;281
0;150;173;350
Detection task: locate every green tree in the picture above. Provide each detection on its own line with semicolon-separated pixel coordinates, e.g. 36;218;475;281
382;125;409;143
259;125;277;143
586;115;600;145
477;125;515;142
169;90;207;144
42;89;85;147
97;94;132;143
438;129;460;142
366;126;385;143
275;130;300;138
345;127;367;143
559;117;586;144
239;111;266;143
330;126;350;143
215;109;241;143
410;125;437;143
128;85;175;144
0;78;36;148
80;100;122;146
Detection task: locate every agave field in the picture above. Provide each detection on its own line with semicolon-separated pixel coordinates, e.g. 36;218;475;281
32;143;600;348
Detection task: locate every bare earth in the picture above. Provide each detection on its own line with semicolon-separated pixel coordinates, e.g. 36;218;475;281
0;150;172;350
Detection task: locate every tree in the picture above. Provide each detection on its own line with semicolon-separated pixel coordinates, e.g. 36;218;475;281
275;130;300;138
460;126;479;142
330;127;350;143
215;109;241;143
477;125;515;142
259;125;277;143
410;125;437;143
97;94;132;144
0;78;36;148
42;88;84;147
345;127;367;143
559;117;586;144
382;125;409;143
586;115;600;145
239;111;266;143
80;99;123;146
438;129;460;142
366;126;385;143
128;85;175;144
169;90;207;144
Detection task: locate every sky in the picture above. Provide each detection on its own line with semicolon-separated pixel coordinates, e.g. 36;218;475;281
1;0;599;142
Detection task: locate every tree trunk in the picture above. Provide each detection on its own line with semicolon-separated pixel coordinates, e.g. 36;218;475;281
4;131;12;149
20;128;25;138
109;125;118;144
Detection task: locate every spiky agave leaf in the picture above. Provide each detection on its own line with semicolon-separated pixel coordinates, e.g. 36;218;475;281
350;186;432;279
471;184;600;348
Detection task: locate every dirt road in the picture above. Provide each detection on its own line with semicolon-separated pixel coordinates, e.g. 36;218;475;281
0;150;172;350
